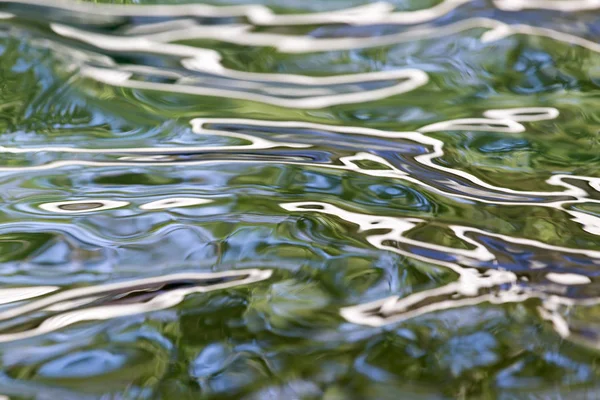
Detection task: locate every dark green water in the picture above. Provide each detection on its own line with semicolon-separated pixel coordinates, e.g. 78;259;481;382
0;0;599;398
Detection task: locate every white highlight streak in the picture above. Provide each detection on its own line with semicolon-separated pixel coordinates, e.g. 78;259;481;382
140;198;212;210
494;0;600;11
0;287;58;306
39;200;130;214
418;118;525;133
0;269;272;342
0;0;470;26
546;273;592;285
483;107;560;122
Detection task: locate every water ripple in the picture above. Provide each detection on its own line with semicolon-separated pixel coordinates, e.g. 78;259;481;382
0;0;598;398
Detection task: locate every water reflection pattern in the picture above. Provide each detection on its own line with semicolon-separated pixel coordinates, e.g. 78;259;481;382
0;269;272;343
0;0;599;398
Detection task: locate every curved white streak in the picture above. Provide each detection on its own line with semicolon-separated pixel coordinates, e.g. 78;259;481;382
81;65;429;110
0;0;266;18
189;119;433;141
341;281;599;337
0;0;470;26
281;201;600;262
249;0;472;26
494;0;600;11
481;22;600;55
0;287;58;306
546;272;592;285
191;119;564;200
161;17;600;58
47;17;600;112
118;17;503;54
283;198;600;335
483;107;560;122
566;209;600;236
247;2;395;26
418;118;525;133
414;142;589;199
2;119;600;240
140;197;212;210
0;269;272;343
0;296;173;342
50;23;223;67
51;16;600;59
278;201;482;280
0;119;310;154
47;16;600;111
452;224;600;258
49;21;430;109
0;124;596;247
124;18;203;36
341;286;530;327
301;196;600;340
537;305;570;338
340;274;599;347
1;118;595;203
0;269;271;323
122;59;417;88
343;286;600;350
281;201;497;262
39;200;129;214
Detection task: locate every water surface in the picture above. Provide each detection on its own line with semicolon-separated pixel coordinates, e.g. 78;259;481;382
0;0;599;398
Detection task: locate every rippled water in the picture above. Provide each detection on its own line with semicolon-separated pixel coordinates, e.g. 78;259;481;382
0;0;600;398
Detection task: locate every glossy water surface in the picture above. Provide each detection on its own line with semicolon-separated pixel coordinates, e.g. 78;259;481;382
0;0;599;398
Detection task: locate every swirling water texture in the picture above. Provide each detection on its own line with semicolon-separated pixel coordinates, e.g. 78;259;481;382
0;0;599;398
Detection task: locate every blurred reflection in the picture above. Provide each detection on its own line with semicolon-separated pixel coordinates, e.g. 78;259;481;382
0;286;58;305
482;107;559;122
0;0;472;25
39;200;129;214
0;269;272;343
282;200;600;345
39;198;213;213
139;197;212;210
494;0;600;11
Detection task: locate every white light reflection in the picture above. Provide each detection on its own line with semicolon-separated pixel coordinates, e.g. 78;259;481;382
41;14;600;113
281;201;600;265
1;0;592;27
0;269;272;343
0;1;577;126
0;117;310;155
546;272;592;286
494;0;600;11
140;197;212;210
50;16;600;56
341;272;600;347
39;200;129;214
418;118;525;133
0;287;58;306
0;0;471;26
281;200;600;345
280;201;497;264
341;284;530;327
0;0;597;349
5;117;600;240
50;21;429;110
483;107;560;122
